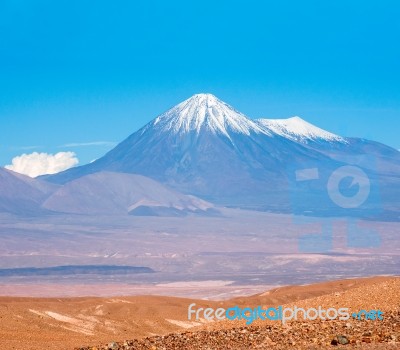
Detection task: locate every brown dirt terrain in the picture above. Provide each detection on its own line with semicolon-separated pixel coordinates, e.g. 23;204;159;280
0;276;398;350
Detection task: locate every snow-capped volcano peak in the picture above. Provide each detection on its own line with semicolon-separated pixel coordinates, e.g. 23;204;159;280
152;93;265;138
256;116;346;143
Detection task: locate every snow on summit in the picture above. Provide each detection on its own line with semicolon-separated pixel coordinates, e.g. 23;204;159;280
152;93;266;139
150;93;345;144
256;116;346;143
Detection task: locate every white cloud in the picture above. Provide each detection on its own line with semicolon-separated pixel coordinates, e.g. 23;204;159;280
5;152;79;178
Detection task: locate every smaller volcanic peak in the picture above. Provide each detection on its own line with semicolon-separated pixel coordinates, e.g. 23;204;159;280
256;116;346;143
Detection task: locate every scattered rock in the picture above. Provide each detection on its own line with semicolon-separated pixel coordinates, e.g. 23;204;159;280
108;342;118;350
337;335;349;345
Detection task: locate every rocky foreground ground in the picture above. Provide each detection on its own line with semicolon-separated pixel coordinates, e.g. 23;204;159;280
77;317;400;349
1;277;398;349
77;278;400;350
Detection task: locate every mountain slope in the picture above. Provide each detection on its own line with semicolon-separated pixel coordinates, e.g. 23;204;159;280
42;171;215;216
0;168;58;215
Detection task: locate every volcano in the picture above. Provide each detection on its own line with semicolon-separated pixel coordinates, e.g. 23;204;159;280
44;94;400;217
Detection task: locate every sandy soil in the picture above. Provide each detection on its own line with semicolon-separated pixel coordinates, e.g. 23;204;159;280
0;276;398;350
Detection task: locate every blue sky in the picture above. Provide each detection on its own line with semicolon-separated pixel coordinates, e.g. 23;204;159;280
1;0;399;167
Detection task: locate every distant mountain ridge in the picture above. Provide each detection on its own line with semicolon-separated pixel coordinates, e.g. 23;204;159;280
42;171;214;216
0;167;58;215
0;265;154;277
0;168;215;217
